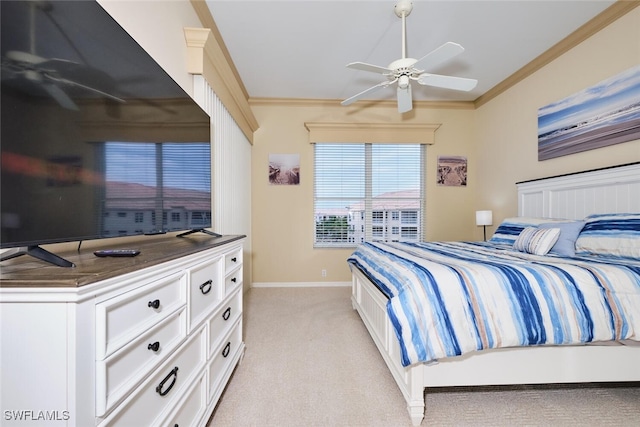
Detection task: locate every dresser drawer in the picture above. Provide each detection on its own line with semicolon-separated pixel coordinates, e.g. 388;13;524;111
224;248;242;275
208;291;242;357
96;272;186;358
207;320;242;402
102;326;207;427
224;267;242;295
188;258;223;331
162;372;206;427
96;308;187;416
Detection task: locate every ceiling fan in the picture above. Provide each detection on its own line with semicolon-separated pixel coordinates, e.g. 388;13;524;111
341;0;478;113
1;0;124;110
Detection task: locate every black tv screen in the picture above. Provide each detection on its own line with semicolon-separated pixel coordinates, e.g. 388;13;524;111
1;1;212;264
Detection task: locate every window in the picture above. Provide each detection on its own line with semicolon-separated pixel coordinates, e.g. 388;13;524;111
191;211;211;226
314;143;424;247
103;142;211;234
401;227;418;239
401;211;418;224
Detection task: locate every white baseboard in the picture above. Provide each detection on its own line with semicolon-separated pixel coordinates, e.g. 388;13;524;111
251;281;351;288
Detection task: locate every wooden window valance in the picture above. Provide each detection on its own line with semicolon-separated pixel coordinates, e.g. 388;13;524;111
304;122;440;144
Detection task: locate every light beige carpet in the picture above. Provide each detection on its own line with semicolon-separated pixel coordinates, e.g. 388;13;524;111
208;287;640;426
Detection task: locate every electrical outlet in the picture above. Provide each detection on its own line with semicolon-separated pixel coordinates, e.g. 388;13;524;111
321;269;327;277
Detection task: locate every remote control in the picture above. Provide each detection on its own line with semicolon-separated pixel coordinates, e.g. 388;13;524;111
94;249;141;257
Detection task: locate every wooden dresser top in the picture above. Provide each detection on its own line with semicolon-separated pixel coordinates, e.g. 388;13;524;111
0;234;244;288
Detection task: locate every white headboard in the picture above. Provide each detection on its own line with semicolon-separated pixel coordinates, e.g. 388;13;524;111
517;162;640;220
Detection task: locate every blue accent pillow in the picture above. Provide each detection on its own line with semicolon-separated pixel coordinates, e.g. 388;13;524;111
575;213;640;258
489;217;566;245
539;221;585;257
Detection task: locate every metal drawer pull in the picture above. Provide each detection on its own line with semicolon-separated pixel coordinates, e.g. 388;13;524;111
148;299;160;309
231;277;237;283
222;342;231;358
231;257;237;263
199;279;213;295
156;366;179;396
148;341;160;352
222;307;231;321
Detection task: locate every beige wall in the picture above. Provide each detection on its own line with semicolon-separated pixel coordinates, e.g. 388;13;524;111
251;7;640;285
475;7;640;231
250;103;476;284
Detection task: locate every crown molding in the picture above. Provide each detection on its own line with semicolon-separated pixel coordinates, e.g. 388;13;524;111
187;2;258;143
184;28;258;143
474;0;640;108
189;0;250;101
249;97;475;110
188;0;637;117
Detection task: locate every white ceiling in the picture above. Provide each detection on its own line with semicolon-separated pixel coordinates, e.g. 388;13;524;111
205;0;616;104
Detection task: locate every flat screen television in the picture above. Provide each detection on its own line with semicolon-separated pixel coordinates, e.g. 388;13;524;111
1;0;214;267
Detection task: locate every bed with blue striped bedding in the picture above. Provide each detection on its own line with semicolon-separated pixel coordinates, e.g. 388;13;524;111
347;241;640;367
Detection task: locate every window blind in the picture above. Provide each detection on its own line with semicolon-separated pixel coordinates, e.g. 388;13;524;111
314;143;424;247
103;142;211;233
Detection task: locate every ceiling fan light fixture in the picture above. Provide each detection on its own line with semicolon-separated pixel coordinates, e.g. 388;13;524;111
398;75;410;89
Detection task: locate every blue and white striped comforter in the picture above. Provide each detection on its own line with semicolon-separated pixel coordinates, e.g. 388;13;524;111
347;241;640;367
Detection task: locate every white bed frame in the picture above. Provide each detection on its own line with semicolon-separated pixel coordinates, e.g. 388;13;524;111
350;162;640;426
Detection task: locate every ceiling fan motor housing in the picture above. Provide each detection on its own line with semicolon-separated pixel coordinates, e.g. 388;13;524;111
394;0;413;18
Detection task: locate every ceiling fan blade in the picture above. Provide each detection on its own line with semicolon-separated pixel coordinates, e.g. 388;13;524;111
341;80;394;106
346;62;392;75
397;84;412;113
413;42;465;71
42;83;78;110
44;74;126;103
6;50;48;66
417;73;478;91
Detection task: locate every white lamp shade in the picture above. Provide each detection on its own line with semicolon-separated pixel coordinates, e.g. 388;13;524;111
476;210;493;226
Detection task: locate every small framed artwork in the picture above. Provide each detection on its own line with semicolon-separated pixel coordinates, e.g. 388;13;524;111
437;155;467;187
269;154;300;185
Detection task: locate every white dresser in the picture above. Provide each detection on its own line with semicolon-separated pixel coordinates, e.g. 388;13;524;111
0;235;245;427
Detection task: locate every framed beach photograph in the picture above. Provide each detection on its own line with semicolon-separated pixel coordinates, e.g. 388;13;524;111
538;65;640;161
437;155;467;187
269;153;300;185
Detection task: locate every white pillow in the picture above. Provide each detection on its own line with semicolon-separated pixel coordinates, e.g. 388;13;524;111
513;227;561;256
